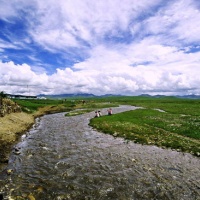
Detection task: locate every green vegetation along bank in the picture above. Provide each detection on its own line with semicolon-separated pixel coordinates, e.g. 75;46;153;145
90;96;200;156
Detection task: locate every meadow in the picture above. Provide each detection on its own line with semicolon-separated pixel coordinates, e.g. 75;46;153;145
14;96;200;156
90;96;200;156
14;99;74;114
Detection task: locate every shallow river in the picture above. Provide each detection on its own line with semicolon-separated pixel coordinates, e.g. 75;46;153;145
0;106;200;200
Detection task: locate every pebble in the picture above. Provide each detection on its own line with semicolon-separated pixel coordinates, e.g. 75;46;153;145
28;194;35;200
14;151;21;155
7;169;13;175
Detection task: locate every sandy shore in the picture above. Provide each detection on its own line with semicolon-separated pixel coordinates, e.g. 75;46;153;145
0;112;35;170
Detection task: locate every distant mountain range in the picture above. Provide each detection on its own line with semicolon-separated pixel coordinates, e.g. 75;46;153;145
38;93;200;99
139;94;200;99
38;93;96;98
176;94;200;99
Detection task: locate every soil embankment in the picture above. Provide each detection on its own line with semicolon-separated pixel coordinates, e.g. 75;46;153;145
0;112;34;169
0;104;72;170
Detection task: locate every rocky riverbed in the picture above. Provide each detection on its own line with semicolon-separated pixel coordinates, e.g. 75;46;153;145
0;106;199;200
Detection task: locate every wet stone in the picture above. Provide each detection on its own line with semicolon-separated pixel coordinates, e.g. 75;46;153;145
27;194;35;200
6;169;13;175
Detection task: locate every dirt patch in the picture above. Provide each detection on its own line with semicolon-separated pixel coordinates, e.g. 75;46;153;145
0;112;34;170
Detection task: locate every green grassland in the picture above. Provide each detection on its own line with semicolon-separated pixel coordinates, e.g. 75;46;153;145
14;96;200;156
89;96;200;156
14;98;119;114
14;99;73;113
65;109;94;116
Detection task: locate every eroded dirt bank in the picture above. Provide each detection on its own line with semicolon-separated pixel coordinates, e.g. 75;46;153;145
0;112;34;169
0;105;70;170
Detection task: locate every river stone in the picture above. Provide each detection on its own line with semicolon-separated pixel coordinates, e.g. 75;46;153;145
27;194;35;200
6;169;13;175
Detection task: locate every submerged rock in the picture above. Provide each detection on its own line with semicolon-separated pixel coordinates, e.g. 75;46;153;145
6;169;13;175
27;193;35;200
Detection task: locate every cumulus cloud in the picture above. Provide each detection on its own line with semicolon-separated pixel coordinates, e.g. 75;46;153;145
23;0;164;50
1;42;199;96
0;61;48;94
0;0;200;96
142;0;200;44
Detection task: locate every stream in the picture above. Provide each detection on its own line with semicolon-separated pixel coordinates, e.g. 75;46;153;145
0;106;199;200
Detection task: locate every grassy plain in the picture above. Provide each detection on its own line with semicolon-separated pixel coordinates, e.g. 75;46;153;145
89;96;200;156
15;98;119;116
14;99;74;114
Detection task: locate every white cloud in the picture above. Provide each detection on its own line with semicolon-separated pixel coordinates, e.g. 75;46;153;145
143;0;200;44
0;61;48;95
0;44;200;96
0;39;19;51
0;0;200;96
0;0;36;21
21;0;163;50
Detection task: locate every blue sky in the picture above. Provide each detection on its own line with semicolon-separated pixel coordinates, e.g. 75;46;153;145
0;0;200;96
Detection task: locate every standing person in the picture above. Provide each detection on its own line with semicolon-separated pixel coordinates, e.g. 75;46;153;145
95;111;99;117
107;108;112;115
98;111;102;117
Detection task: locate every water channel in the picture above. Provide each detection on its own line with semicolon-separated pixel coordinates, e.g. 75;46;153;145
0;106;200;200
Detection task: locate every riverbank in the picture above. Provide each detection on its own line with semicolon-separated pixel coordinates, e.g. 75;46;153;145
0;112;34;169
0;104;72;171
90;108;200;157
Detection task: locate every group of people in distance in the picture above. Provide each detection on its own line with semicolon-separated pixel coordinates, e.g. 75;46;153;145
94;108;112;117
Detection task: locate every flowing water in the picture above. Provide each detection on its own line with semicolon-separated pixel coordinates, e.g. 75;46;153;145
0;106;200;200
